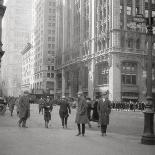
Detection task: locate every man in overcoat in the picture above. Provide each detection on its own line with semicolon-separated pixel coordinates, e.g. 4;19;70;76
59;96;71;128
75;91;89;136
18;91;30;128
97;91;111;136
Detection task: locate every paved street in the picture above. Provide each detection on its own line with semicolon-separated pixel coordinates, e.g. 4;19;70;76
0;104;155;155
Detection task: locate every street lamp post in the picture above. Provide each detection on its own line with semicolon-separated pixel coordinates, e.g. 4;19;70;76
141;0;155;145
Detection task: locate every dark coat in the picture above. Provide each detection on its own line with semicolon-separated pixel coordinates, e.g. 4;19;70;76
97;98;111;125
43;99;53;121
59;99;71;118
75;97;89;124
18;95;30;119
92;100;99;122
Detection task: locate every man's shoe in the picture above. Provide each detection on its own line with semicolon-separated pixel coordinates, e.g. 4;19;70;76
82;134;85;136
76;133;81;136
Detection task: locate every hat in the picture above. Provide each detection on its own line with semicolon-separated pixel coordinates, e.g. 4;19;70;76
77;91;83;95
62;96;65;99
24;90;29;94
101;91;108;96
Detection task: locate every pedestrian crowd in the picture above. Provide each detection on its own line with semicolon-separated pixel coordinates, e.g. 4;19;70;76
3;90;146;137
111;101;145;111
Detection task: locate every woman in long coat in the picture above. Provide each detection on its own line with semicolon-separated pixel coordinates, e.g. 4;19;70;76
75;92;89;136
97;91;111;136
43;96;53;128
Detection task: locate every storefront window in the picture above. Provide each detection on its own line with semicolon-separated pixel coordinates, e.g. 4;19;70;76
121;62;137;85
97;62;109;85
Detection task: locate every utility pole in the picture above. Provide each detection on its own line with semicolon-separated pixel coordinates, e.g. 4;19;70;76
141;0;155;145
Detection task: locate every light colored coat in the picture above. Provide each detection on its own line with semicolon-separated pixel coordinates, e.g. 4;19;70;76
97;98;111;125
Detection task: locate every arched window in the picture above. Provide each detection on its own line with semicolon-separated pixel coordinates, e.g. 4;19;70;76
136;39;140;49
128;38;134;48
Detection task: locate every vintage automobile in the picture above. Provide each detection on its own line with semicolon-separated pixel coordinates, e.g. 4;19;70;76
0;97;7;115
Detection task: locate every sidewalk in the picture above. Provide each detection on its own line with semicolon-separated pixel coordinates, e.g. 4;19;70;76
0;126;154;155
0;105;155;155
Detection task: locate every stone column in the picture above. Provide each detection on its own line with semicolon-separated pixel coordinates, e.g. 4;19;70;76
88;0;95;100
111;0;120;48
109;54;121;102
62;69;65;96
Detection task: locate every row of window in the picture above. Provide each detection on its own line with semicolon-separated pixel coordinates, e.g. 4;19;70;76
47;66;54;71
47;73;54;78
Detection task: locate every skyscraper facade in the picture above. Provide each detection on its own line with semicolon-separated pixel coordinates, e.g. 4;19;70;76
31;0;56;98
1;0;32;96
55;0;155;102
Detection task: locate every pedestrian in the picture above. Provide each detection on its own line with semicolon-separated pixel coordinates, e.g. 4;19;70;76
38;96;45;114
17;91;30;128
92;97;99;127
75;91;89;136
43;96;53;128
97;91;111;136
8;97;15;116
59;96;71;128
86;97;92;128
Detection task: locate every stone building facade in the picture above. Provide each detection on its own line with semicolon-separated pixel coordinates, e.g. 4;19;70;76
31;0;56;98
55;0;155;102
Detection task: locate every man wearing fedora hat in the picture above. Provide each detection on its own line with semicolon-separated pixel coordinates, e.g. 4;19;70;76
75;91;89;136
97;90;111;136
59;96;71;128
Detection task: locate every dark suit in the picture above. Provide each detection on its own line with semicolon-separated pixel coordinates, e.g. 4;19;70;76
59;99;71;128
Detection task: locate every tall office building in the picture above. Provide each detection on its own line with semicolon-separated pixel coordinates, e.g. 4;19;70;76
55;0;155;102
1;0;32;96
31;0;56;98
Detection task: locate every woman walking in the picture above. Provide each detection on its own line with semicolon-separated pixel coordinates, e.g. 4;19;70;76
43;96;53;128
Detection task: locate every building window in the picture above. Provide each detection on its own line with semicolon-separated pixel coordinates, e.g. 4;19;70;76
51;73;54;78
47;73;50;78
128;38;134;48
136;39;140;49
121;62;137;85
52;44;55;49
127;7;132;15
121;74;136;85
48;37;51;41
96;62;109;85
48;66;50;71
48;44;51;48
51;66;54;70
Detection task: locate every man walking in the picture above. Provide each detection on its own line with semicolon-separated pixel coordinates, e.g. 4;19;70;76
18;91;30;128
75;91;89;136
97;91;111;136
59;96;71;128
